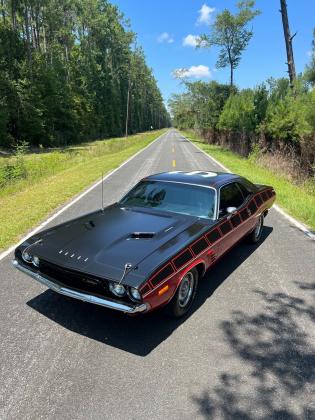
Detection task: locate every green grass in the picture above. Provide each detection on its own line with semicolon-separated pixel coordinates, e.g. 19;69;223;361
0;130;167;251
181;130;315;230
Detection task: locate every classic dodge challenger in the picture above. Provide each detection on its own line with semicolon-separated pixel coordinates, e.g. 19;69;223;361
13;171;276;317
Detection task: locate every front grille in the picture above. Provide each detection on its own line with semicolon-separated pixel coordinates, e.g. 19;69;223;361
39;260;131;303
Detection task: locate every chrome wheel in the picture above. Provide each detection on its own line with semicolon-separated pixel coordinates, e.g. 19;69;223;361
178;272;195;308
166;267;199;318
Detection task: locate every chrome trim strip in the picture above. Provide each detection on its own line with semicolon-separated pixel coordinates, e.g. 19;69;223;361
12;260;148;314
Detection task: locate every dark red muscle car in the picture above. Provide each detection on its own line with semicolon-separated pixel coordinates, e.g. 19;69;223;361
13;171;276;317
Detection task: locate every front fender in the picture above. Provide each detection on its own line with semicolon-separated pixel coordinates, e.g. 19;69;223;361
142;258;207;312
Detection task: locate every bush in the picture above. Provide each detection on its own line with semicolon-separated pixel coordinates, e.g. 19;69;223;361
0;140;29;187
217;89;257;132
265;86;315;146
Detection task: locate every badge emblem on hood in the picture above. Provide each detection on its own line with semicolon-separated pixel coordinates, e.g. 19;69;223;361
58;249;89;262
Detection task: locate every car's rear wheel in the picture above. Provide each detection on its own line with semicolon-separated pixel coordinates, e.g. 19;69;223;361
166;267;198;318
247;214;264;244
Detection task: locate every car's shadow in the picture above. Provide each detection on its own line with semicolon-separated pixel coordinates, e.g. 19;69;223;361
27;227;273;356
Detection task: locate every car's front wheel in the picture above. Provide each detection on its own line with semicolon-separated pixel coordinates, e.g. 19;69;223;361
167;267;199;318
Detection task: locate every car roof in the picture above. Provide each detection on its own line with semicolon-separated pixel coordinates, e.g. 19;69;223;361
144;171;241;189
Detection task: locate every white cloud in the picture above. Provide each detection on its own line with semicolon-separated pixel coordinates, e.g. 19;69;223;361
197;4;215;25
183;34;207;48
306;50;313;57
172;65;211;79
183;34;200;47
157;32;174;44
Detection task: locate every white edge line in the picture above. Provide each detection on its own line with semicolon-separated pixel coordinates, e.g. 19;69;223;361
0;130;169;261
182;131;315;241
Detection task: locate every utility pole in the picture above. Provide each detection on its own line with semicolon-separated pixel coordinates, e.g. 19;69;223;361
280;0;296;87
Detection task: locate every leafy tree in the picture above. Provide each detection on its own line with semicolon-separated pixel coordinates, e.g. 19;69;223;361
0;0;170;148
185;81;232;129
218;89;257;132
198;1;260;87
168;93;195;129
265;84;315;145
168;81;231;130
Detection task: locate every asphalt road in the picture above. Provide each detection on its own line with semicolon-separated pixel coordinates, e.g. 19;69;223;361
0;129;314;420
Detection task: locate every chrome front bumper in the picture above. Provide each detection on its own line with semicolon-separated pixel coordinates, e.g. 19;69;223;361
12;260;148;314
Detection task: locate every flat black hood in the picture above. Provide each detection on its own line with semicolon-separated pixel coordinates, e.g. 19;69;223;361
25;204;211;286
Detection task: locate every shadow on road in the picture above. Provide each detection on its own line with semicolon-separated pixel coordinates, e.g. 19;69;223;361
27;227;273;356
191;282;315;419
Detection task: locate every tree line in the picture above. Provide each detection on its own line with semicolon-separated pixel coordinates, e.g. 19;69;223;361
0;0;170;149
169;76;315;175
169;2;315;176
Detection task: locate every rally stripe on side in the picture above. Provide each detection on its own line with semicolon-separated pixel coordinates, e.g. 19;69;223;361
141;189;274;296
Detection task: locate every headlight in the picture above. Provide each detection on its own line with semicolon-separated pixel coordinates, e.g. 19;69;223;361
129;287;141;302
109;282;126;297
32;255;40;267
22;250;32;263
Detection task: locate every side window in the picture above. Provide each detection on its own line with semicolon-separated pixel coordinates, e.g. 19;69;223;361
239;178;257;193
236;182;252;201
219;183;244;217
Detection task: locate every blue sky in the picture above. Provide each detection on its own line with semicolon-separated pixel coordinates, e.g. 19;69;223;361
111;0;314;103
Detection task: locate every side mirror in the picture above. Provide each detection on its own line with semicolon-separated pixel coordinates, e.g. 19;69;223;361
226;206;237;214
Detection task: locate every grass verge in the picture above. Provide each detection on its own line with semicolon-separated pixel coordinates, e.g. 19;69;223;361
0;130;167;251
182;130;315;230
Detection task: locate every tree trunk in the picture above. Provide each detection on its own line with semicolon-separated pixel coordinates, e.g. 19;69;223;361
1;0;6;24
227;47;234;89
280;0;296;87
11;0;17;30
24;5;33;74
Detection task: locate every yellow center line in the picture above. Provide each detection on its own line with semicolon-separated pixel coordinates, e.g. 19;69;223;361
172;159;176;168
172;146;175;153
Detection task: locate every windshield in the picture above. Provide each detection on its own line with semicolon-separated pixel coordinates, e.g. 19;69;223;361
119;180;216;219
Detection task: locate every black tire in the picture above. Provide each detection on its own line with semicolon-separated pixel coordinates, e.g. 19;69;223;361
166;267;199;318
246;214;264;244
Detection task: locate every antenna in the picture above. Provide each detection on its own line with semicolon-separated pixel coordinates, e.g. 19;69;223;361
101;172;104;212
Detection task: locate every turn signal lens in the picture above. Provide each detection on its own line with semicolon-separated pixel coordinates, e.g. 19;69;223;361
158;285;169;296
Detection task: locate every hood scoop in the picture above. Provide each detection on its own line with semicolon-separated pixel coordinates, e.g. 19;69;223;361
128;232;155;240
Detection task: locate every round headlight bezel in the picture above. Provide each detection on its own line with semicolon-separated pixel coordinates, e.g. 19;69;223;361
109;282;126;297
128;286;142;302
22;250;32;263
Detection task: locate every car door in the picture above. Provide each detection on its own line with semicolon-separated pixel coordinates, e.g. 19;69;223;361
215;182;253;257
235;181;257;235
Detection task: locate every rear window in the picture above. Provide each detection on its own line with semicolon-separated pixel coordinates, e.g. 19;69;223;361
120;180;216;219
